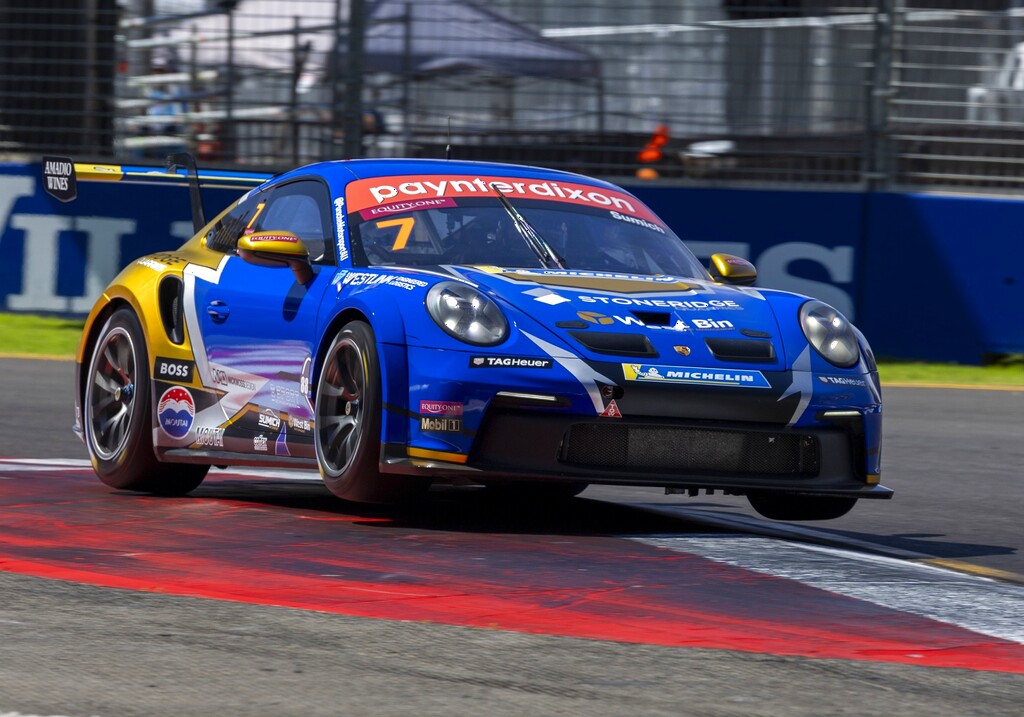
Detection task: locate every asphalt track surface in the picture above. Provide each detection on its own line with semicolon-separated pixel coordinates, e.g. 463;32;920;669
1;357;1022;715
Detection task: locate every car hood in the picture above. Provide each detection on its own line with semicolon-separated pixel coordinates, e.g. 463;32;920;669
458;267;789;370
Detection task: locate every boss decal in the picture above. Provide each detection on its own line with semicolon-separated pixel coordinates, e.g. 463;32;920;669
469;356;553;369
154;356;195;383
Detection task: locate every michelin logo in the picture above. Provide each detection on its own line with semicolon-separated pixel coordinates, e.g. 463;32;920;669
622;364;770;388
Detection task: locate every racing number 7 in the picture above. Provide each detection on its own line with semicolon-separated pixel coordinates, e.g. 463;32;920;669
376;217;415;251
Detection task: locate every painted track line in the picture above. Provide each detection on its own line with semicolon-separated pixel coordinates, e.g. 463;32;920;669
637;534;1024;646
632;502;1024;587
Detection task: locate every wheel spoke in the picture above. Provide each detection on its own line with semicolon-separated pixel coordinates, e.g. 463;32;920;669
327;415;356;461
320;381;345;399
93;371;119;395
94;393;117;414
115;336;132;381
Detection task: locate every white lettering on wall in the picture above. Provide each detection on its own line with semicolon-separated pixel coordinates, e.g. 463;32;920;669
688;240;855;320
7;215;136;313
757;242;855;320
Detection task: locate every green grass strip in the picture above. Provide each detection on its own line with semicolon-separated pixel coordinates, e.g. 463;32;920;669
0;313;85;358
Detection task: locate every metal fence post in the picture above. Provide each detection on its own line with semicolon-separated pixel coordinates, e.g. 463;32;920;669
342;0;367;159
862;0;899;190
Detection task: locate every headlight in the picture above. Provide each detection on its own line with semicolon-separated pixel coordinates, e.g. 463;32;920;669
426;281;508;346
799;300;859;368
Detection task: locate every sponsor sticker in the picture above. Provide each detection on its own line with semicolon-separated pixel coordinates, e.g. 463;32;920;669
248;233;298;243
359;197;457;220
333;197;350;262
211;367;257;392
579;296;742;310
691;318;734;330
469;356;553;369
346;175;664;226
818;375;867;387
136;258;166;272
334;270;428;291
420;400;463;416
42;156;77;202
420;416;463;433
622;364;770;389
194;426;224;448
154;356;195;383
157;386;195;438
253;434;268;452
288;415;311;433
258;408;281;430
609;210;665;234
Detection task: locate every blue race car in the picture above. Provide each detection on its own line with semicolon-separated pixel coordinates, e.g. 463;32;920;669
69;157;888;520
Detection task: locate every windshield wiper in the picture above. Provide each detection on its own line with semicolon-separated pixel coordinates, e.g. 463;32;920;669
488;183;564;269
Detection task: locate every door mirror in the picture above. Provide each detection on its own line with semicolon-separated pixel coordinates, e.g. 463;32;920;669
709;253;757;286
237;231;313;284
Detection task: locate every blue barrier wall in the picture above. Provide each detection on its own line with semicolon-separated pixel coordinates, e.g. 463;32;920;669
2;161;1021;362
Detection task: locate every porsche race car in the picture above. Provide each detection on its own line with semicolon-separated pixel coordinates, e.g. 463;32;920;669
57;157;889;520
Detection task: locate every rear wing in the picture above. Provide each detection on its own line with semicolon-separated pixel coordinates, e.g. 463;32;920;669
42;153;272;233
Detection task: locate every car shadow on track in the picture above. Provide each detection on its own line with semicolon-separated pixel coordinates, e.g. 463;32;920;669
187;477;714;537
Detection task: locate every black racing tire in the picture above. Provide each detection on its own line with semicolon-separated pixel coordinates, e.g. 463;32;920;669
747;492;857;521
314;320;426;504
83;308;208;496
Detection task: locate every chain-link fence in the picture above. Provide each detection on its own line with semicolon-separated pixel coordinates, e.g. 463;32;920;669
3;1;1024;191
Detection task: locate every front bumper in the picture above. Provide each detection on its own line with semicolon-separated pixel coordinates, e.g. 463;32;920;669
383;407;890;499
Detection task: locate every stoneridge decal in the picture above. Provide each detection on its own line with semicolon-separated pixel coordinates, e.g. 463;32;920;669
622;364;770;388
578;296;742;310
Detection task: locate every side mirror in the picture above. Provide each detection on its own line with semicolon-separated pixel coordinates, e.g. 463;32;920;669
709;253;757;286
237;231;313;284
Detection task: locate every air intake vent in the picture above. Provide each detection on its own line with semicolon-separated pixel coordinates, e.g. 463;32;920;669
158;276;185;345
630;310;672;326
561;423;819;477
569;331;658;358
705;338;775;363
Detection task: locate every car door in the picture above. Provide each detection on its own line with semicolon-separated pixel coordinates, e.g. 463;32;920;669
189;178;336;458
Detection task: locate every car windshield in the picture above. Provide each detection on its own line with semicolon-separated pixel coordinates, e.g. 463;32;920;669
346;197;710;279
